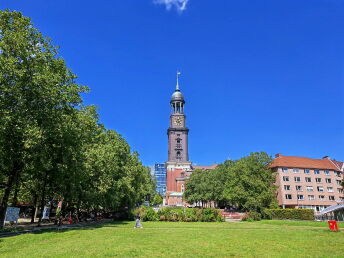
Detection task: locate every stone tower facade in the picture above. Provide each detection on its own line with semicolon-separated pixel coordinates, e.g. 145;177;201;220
166;72;192;171
165;73;192;206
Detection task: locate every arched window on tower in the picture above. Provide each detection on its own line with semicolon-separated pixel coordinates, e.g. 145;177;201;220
176;151;181;160
176;138;182;149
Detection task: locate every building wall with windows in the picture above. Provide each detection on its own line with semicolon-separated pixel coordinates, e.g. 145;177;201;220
270;154;344;212
154;163;167;195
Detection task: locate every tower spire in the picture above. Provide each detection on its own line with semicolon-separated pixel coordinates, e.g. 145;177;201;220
176;71;181;91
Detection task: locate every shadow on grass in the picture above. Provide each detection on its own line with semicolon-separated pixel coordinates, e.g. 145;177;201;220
0;220;131;238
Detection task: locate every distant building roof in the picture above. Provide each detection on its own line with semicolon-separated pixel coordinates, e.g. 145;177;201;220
269;154;342;171
331;160;344;171
192;164;218;170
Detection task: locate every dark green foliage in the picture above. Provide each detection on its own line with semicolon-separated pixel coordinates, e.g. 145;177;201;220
151;194;163;206
136;206;159;221
139;207;224;222
223;152;278;214
0;10;156;227
265;209;315;220
184;168;228;207
185;152;278;220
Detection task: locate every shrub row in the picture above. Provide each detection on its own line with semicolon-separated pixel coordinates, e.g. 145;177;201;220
265;209;314;220
136;207;224;222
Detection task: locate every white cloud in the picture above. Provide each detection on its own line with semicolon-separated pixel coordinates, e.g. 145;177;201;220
153;0;189;12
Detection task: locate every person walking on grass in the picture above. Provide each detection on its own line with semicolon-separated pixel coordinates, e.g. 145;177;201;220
134;215;143;228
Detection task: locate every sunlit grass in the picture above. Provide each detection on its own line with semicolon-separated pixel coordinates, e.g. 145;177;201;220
0;220;343;257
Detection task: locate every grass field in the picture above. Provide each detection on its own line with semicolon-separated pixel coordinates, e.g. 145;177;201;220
0;220;343;257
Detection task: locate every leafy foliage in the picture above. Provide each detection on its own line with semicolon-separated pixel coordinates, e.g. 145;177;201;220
151;194;163;206
0;10;155;227
185;152;278;219
265;209;315;220
138;207;224;222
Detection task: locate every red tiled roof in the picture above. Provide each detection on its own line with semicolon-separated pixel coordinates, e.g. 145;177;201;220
192;164;218;170
331;160;344;171
269;155;341;171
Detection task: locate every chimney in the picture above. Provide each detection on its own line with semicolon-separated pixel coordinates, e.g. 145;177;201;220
275;153;282;158
322;156;330;160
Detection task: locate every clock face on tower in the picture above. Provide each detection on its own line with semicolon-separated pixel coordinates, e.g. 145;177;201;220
173;116;183;126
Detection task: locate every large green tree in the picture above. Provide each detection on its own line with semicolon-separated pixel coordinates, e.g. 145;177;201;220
223;152;278;214
0;10;87;227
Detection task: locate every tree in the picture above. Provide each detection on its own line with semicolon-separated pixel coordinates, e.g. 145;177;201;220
0;10;156;226
185;167;229;208
0;10;87;227
151;194;163;206
223;152;278;215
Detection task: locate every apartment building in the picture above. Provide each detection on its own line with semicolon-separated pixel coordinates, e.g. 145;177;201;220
270;154;344;212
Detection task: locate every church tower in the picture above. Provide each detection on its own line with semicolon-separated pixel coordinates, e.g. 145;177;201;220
166;72;192;172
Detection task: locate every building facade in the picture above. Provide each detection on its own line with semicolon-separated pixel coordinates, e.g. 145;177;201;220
270;154;344;212
154;163;167;195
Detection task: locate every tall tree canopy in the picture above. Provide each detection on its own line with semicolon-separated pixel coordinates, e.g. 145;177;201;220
185;152;278;215
0;10;155;228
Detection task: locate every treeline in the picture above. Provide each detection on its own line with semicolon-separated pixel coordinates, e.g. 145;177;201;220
184;152;278;219
0;10;155;228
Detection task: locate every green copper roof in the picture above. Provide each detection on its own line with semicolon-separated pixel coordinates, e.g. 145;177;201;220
170;192;184;196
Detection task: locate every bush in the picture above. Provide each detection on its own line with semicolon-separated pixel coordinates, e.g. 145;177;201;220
265;209;314;220
241;211;261;221
141;207;224;222
135;206;158;221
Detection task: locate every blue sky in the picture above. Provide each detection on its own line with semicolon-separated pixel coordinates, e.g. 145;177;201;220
2;0;343;165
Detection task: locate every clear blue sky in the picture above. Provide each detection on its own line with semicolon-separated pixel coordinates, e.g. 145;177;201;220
2;0;344;165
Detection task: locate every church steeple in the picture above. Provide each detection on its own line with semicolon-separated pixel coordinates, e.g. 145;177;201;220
171;72;185;114
167;72;189;163
176;71;181;91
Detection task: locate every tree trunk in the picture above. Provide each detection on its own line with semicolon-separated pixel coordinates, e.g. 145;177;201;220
0;167;17;229
31;194;38;223
37;170;49;226
11;175;20;206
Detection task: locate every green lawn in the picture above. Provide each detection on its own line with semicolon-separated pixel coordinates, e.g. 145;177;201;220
0;220;343;257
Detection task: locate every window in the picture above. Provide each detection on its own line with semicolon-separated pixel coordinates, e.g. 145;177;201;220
314;170;320;175
283;176;289;182
325;178;332;184
284;185;291;191
336;172;341;177
282;168;288;173
181;184;185;193
336;180;341;185
329;196;335;201
297;195;304;200
293;168;299;173
319;195;325;201
327;187;333;193
304;169;310;174
308;195;315;200
176;151;181;160
316;178;322;183
285;194;292;200
317;186;324;192
324;170;329;175
306;186;313;192
294;177;301;182
338;188;343;194
305;177;312;183
296;185;302;191
340;197;344;202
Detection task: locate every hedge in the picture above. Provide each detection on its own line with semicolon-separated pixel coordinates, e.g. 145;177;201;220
135;207;224;222
265;209;314;220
